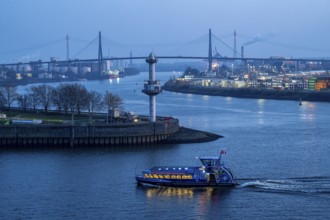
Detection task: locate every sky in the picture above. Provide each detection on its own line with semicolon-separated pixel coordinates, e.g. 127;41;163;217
1;0;330;63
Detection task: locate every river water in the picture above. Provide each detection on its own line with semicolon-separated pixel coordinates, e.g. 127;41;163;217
1;72;330;219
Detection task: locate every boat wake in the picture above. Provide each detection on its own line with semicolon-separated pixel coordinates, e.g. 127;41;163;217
237;176;330;197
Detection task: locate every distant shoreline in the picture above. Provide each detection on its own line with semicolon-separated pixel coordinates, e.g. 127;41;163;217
0;78;80;87
163;80;330;102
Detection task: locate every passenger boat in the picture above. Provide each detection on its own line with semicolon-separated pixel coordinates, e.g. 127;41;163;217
136;151;237;187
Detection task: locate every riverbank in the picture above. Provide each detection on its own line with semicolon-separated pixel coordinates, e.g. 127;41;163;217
163;80;330;102
0;77;80;87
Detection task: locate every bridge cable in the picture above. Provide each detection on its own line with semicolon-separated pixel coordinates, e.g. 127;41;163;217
211;34;237;55
0;38;65;55
72;36;99;58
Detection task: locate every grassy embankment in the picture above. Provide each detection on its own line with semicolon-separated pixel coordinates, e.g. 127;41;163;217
0;108;108;125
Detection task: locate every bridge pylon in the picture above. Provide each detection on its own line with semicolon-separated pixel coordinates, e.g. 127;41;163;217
233;30;237;58
208;28;212;73
98;31;103;75
66;34;70;60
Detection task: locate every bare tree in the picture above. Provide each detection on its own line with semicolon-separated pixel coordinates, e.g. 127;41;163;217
33;84;54;113
53;83;89;116
0;84;18;109
57;83;75;115
71;83;89;115
28;86;41;111
17;94;30;111
51;86;63;113
104;91;123;111
0;89;5;109
86;91;104;123
104;91;123;123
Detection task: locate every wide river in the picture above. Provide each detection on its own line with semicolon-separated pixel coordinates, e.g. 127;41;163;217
1;72;330;219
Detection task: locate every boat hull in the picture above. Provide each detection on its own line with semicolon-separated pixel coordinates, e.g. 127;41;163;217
136;176;237;187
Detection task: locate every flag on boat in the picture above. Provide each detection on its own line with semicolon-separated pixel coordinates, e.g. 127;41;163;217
220;150;226;155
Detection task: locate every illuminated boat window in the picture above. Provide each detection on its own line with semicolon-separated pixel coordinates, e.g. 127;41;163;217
148;174;153;178
171;174;177;179
153;174;159;178
176;175;182;179
178;168;182;170
165;168;169;170
184;175;192;179
185;168;188;170
182;175;187;179
158;174;164;179
172;168;176;170
158;168;162;171
164;175;170;179
144;174;149;178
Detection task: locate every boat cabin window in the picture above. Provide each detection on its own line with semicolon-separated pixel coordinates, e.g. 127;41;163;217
146;174;193;180
182;175;189;179
164;175;170;179
183;175;192;179
146;174;153;178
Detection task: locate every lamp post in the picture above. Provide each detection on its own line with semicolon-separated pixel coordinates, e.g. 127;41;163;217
71;112;74;125
105;90;109;124
70;111;75;147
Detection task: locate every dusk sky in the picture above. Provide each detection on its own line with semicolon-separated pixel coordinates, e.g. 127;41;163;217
1;0;330;63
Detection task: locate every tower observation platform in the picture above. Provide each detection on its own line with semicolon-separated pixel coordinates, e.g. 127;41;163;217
142;53;162;122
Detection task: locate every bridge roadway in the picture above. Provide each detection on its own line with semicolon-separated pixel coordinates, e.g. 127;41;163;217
1;56;330;67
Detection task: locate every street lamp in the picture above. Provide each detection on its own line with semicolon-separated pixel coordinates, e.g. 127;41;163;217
106;90;109;124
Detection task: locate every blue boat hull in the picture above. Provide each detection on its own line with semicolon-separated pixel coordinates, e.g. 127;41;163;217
136;176;237;187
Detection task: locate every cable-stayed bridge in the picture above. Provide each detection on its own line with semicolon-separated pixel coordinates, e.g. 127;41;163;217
1;29;330;75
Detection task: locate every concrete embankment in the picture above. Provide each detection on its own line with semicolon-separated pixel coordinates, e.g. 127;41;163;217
0;118;221;148
163;80;330;102
0;119;179;148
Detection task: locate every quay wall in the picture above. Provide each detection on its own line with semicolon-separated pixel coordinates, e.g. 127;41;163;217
163;80;330;102
0;119;179;148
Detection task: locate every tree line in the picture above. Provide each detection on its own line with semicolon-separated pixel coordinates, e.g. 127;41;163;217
0;83;123;118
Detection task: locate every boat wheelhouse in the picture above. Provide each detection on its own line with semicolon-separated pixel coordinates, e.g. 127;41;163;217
136;151;237;187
